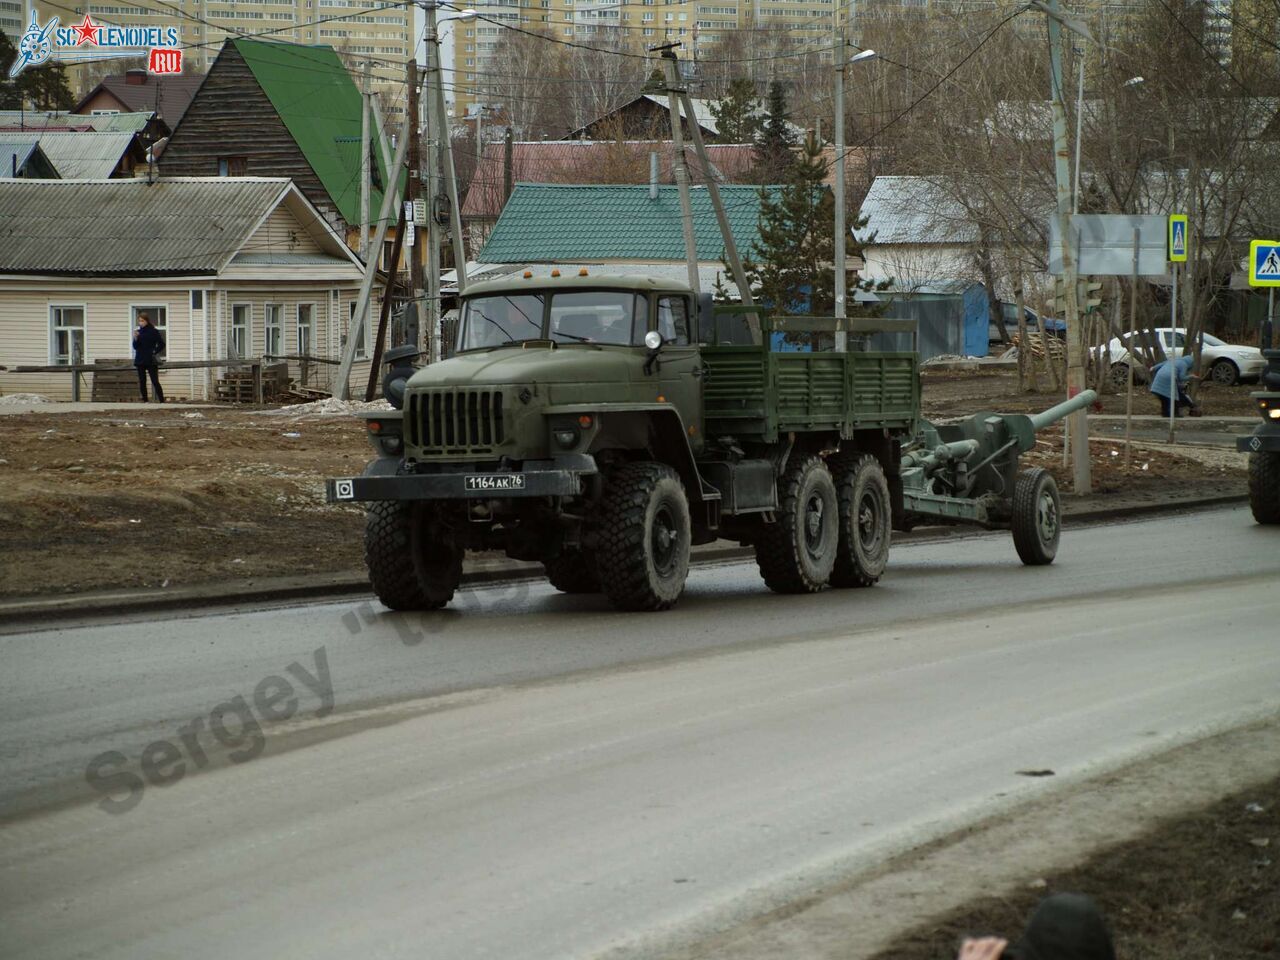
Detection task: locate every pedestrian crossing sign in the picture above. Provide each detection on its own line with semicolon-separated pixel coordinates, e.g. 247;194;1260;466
1249;239;1280;287
1168;215;1188;262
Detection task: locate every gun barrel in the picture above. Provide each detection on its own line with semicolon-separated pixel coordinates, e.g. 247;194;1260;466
1029;389;1098;431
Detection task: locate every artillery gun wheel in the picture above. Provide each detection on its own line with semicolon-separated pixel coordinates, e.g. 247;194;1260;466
595;462;691;611
364;501;462;610
1011;467;1061;566
755;454;838;593
830;454;891;588
544;549;601;593
1248;452;1280;524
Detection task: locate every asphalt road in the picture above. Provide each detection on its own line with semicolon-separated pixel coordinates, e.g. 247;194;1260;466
1;505;1278;959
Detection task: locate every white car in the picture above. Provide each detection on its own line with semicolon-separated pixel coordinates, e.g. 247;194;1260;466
1105;327;1267;387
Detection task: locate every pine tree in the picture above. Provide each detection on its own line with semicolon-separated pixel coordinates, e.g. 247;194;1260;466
743;132;888;340
0;29;76;110
752;79;797;183
708;78;762;144
744;132;833;322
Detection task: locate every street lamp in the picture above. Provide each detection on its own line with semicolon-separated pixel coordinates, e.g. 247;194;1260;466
834;46;876;352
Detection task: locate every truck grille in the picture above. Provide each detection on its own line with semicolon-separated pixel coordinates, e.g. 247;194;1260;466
407;388;506;454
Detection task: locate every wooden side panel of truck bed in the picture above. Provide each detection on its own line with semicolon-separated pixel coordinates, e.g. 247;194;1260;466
701;345;918;442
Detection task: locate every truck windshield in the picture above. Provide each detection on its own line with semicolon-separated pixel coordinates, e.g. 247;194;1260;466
548;292;643;345
457;291;645;350
457;294;545;349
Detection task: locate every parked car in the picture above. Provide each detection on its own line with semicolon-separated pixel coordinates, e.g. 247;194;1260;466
1105;328;1267;388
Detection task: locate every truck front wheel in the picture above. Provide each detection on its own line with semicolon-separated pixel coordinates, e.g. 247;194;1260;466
755;454;838;593
595;462;691;611
1248;451;1280;524
830;453;891;587
364;501;463;610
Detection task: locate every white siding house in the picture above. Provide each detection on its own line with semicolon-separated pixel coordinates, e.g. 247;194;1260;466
0;178;378;400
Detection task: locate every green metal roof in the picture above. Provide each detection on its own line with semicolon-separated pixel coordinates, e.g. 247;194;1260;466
477;183;781;264
233;38;388;226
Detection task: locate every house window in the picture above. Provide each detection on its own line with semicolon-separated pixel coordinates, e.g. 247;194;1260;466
380;240;397;272
218;156;248;176
50;305;85;365
297;303;314;357
131;305;168;347
264;303;284;356
349;301;369;359
231;303;251;358
656;296;690;345
190;289;204;310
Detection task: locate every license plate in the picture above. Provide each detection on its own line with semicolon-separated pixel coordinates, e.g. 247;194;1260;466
465;473;526;492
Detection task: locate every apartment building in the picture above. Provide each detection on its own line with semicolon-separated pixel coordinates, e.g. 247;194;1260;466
6;0;411;119
451;0;845;118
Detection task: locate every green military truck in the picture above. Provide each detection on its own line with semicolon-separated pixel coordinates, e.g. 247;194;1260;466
326;272;919;611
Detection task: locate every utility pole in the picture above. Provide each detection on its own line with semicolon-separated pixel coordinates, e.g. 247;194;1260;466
431;25;469;300
360;58;372;262
1042;0;1092;494
660;48;701;300
408;57;423;343
423;3;442;364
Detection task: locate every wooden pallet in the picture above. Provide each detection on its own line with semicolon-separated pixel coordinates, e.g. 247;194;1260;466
91;358;140;402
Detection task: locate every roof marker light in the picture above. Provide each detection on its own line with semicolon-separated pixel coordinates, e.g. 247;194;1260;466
551;268;561;277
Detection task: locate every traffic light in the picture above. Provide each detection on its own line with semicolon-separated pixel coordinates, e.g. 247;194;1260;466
1051;277;1069;315
1077;277;1103;315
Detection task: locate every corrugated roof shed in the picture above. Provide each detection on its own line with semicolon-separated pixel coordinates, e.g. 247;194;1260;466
477;183;780;263
0;177;292;275
856;176;978;246
0;139;59;179
0;110;155;134
23;131;141;179
232;38;389;227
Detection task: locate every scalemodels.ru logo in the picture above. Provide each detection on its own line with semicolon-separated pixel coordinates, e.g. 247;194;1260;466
8;7;183;78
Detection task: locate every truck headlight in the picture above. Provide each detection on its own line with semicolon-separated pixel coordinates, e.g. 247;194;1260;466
1260;398;1280;420
553;428;579;449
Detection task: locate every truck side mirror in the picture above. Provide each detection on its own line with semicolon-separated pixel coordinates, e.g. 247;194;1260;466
698;292;715;344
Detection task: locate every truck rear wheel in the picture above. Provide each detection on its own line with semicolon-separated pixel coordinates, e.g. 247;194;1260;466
830;454;891;587
1011;467;1061;565
595;462;691;611
1248;451;1280;524
364;501;462;610
544;549;600;593
755;454;838;593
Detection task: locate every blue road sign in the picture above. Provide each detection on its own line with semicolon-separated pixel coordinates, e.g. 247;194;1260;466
1250;239;1280;287
1168;214;1188;262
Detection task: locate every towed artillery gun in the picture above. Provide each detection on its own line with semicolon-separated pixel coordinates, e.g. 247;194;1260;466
326;274;1094;612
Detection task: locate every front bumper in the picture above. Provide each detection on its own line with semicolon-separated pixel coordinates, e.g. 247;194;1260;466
326;456;596;503
1237;426;1280;453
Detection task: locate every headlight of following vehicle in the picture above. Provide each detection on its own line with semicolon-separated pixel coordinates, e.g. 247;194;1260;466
1259;397;1280;421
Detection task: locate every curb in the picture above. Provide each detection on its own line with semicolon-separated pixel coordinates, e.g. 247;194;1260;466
0;495;1247;626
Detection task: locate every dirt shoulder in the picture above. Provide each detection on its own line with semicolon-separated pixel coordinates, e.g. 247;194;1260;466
0;406;369;598
661;715;1280;960
0;373;1256;599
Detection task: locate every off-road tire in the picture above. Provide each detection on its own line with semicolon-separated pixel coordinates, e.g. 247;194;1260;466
754;454;838;593
364;501;461;610
830;453;891;588
1011;467;1061;566
1248;451;1280;524
544;549;600;593
595;462;691;611
1210;359;1240;386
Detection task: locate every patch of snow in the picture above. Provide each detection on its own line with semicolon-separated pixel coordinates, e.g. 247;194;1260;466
0;393;53;405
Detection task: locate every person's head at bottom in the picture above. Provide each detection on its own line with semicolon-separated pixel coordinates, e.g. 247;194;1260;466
959;893;1116;960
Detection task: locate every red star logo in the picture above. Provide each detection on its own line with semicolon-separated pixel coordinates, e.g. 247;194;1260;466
72;14;100;45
